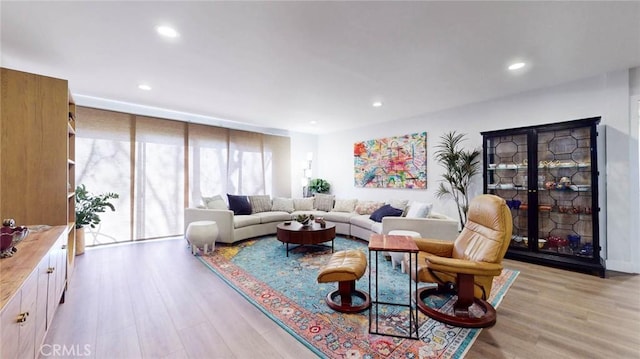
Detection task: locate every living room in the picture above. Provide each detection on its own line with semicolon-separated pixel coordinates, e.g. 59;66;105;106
1;1;640;358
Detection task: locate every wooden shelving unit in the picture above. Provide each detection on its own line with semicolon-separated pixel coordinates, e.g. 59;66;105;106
1;68;77;356
0;67;76;273
67;91;76;273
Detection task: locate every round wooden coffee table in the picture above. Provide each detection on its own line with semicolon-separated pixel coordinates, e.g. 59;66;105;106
276;221;336;257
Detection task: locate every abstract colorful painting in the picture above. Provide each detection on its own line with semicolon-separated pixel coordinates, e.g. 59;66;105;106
354;132;427;188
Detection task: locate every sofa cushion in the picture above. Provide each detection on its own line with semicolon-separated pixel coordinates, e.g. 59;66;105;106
371;221;383;234
323;211;357;223
233;215;261;228
405;201;433;218
227;194;252;215
255;211;291;224
369;204;404;222
427;212;450;220
291;210;327;218
350;214;376;230
202;195;227;209
314;193;335;211
272;197;294;213
355;200;385;215
293;198;314;211
249;195;272;214
333;199;357;212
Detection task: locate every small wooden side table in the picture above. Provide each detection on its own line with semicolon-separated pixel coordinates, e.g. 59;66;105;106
368;234;420;340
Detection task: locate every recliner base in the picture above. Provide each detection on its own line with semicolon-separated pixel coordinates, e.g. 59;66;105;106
325;279;371;313
417;279;497;328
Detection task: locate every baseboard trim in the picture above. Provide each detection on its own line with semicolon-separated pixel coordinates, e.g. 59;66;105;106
605;259;639;274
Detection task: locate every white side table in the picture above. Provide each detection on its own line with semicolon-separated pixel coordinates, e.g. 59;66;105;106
388;230;421;273
185;220;218;255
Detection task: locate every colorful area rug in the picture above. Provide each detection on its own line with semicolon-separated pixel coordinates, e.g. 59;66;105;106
198;236;518;358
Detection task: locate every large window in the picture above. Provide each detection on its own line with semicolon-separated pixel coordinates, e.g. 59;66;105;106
76;108;132;245
188;123;229;205
135;116;186;239
76;107;291;245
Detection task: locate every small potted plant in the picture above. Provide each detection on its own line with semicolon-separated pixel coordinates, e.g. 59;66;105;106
308;178;331;194
75;184;119;255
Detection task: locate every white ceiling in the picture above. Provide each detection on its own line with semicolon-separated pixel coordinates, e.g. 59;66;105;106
2;1;639;135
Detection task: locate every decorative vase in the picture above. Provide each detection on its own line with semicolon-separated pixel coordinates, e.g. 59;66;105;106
76;227;86;255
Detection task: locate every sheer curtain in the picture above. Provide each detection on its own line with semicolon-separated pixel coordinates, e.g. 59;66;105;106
188;123;229;205
76;107;291;243
75;107;132;245
228;130;266;195
134;116;186;239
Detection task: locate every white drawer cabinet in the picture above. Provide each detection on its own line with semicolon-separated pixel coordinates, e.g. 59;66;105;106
0;226;68;359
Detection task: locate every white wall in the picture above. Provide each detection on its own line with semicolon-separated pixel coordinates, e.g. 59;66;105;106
302;69;639;273
629;67;640;273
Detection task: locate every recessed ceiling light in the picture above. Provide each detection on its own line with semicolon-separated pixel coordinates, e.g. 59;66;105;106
372;101;383;107
310;121;317;125
508;62;526;71
156;25;179;38
138;84;152;91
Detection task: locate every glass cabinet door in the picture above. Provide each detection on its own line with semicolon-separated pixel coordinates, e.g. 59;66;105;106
536;126;594;258
482;117;603;276
485;133;530;251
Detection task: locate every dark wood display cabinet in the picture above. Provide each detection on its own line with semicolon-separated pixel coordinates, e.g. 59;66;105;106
481;117;605;277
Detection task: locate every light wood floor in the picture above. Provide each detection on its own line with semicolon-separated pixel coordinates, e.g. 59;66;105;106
43;238;640;359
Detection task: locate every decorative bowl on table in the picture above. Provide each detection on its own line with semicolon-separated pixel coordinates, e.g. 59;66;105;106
295;214;314;227
1;224;29;256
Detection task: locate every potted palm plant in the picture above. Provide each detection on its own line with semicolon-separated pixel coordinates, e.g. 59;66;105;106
75;184;119;255
434;131;481;229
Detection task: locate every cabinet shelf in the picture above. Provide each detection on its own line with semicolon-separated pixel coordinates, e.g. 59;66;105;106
488;163;591;171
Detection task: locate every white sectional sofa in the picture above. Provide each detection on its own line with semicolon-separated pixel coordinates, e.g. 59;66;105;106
184;194;459;244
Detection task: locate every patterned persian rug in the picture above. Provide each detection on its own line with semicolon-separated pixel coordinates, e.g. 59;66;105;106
198;236;518;359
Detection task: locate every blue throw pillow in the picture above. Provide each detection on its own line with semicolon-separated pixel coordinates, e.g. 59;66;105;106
227;194;252;215
369;204;403;223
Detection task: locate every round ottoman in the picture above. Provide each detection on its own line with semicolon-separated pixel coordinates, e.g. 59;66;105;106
186;220;219;255
317;250;370;313
388;230;421;273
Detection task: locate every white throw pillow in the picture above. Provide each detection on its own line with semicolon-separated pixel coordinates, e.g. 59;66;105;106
332;199;358;213
405;202;433;218
293;198;314;211
272;197;295;213
202;195;227;210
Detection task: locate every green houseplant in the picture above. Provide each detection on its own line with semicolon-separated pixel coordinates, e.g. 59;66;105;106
75;184;119;254
308;178;331;194
434;131;481;229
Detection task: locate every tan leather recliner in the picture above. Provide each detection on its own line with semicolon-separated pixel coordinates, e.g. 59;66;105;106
409;194;512;328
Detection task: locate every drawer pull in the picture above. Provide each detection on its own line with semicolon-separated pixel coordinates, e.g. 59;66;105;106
47;267;55;273
17;312;29;323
